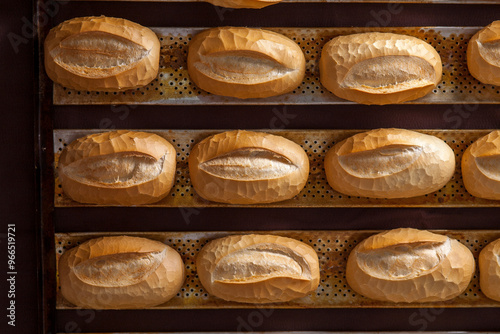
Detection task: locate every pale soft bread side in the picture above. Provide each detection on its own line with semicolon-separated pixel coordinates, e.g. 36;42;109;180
467;21;500;85
479;237;500;302
462;130;500;200
45;16;160;91
188;130;309;204
324;128;455;199
196;234;320;303
346;228;475;303
205;0;282;8
319;32;442;105
59;236;185;309
187;27;305;99
58;130;176;205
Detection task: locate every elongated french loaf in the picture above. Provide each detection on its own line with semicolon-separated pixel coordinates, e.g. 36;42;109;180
205;0;282;8
467;21;500;85
346;228;475;303
462;130;500;200
187;27;305;99
196;234;320;303
324;128;455;198
319;32;442;105
479;237;500;302
45;16;160;91
188;130;309;204
58;131;176;205
59;236;185;309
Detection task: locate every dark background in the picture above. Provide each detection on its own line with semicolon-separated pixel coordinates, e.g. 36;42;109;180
2;0;500;333
1;1;38;334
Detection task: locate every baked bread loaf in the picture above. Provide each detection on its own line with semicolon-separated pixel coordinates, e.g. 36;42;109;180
324;128;455;198
462;130;500;200
45;16;160;91
187;27;305;99
479;237;500;302
196;234;320;303
205;0;282;8
188;130;309;204
58;130;176;205
59;236;185;309
346;228;475;303
467;21;500;85
319;32;442;105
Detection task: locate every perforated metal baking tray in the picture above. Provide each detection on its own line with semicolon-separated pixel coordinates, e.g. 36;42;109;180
53;27;500;106
53;129;499;208
55;230;500;309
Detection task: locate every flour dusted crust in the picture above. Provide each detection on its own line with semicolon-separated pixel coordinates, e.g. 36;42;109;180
45;16;160;91
58;130;176;205
319;32;442;105
324;128;455;199
346;228;475;303
187;27;305;99
467;21;500;85
59;236;185;309
188;130;309;204
196;234;320;303
462;130;500;200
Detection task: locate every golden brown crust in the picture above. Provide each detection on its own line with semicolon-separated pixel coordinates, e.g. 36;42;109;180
462;130;500;200
59;236;185;309
467;21;500;85
196;234;320;303
187;27;305;99
45;16;160;91
188;130;309;204
324;128;455;199
319;32;442;105
479;237;500;302
346;228;475;303
58;131;176;205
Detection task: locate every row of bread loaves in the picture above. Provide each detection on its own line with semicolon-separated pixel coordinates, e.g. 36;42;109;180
57;129;500;206
45;17;500;104
58;229;500;308
56;129;309;205
59;234;320;308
